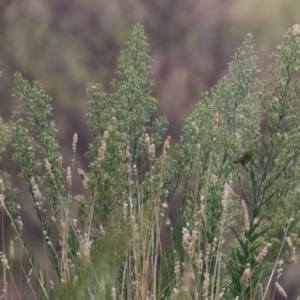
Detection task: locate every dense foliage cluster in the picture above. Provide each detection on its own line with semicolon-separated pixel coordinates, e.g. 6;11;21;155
0;24;300;299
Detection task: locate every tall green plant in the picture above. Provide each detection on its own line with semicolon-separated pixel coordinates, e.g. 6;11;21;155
225;24;300;299
86;24;168;227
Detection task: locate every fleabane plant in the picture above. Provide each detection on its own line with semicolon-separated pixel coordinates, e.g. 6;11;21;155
224;25;300;300
0;24;300;300
169;33;262;300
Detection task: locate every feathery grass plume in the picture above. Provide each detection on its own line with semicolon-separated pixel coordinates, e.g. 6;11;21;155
9;240;15;260
182;227;192;254
275;282;288;299
144;134;150;152
149;143;156;160
66;166;72;189
0;179;4;193
162;136;171;156
31;177;42;200
1;254;9;270
17;217;23;230
286;236;297;263
78;168;89;189
72;133;78;153
240;200;250;233
202;273;210;299
241;268;250;284
256;243;272;264
45;158;55;182
221;182;232;212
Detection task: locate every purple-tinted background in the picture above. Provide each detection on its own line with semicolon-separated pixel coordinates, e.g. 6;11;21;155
0;0;300;298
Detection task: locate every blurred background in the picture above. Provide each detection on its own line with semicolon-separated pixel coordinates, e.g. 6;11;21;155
0;0;300;298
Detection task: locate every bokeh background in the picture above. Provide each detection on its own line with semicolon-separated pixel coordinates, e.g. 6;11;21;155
1;0;300;298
